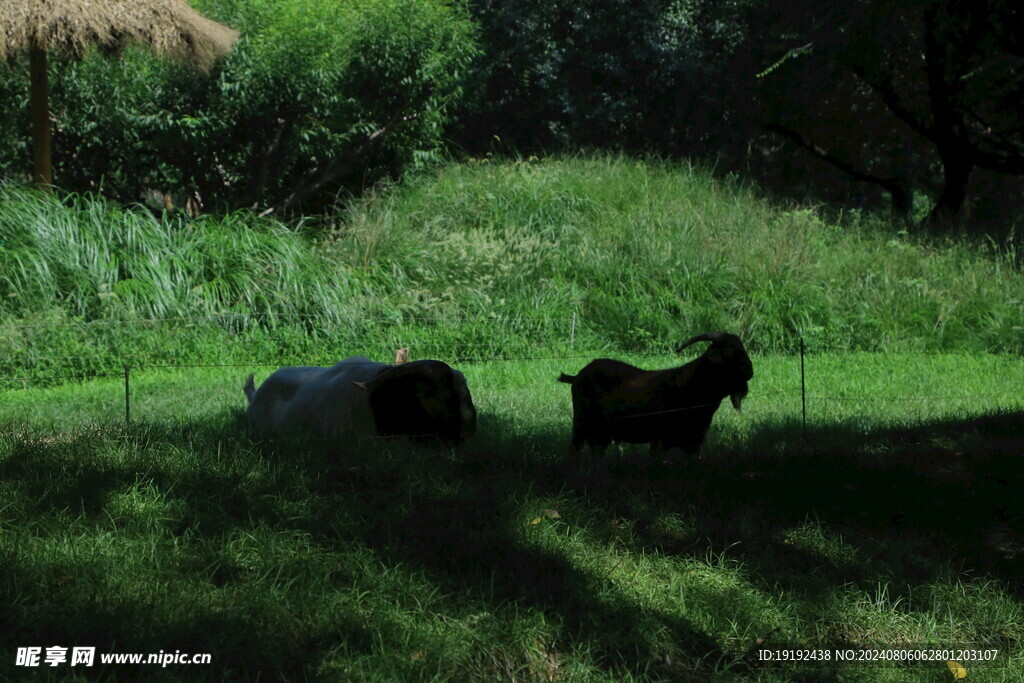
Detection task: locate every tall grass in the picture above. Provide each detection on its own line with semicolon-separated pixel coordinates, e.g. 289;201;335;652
342;155;1023;354
0;153;1022;384
0;188;363;322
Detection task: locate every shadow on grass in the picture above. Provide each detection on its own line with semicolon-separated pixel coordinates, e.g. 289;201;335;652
0;408;1021;679
688;412;1024;582
552;410;1024;670
553;410;1024;586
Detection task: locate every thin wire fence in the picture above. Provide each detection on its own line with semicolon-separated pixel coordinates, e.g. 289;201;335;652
0;313;1021;440
0;310;579;331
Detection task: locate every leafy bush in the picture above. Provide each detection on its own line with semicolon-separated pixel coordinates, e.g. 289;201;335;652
0;0;478;211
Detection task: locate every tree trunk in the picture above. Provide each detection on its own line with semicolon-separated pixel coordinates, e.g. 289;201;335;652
29;45;52;191
926;144;972;227
921;1;971;227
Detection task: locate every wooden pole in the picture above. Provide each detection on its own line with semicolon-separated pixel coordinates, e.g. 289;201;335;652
29;44;53;191
800;337;807;445
125;365;131;425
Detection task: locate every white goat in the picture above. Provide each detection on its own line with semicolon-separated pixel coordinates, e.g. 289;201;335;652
243;355;476;444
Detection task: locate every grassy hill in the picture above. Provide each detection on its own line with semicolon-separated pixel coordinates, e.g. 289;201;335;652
0;154;1022;384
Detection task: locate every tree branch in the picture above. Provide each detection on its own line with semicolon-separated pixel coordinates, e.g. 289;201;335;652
847;64;936;142
275;108;417;214
764;122;912;221
254;117;289;200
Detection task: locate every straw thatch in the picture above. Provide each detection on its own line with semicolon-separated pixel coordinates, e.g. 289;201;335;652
0;0;239;71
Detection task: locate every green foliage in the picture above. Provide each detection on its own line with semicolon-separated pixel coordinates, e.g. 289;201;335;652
453;0;750;154
0;0;478;210
0;154;1022;384
5;0;1022;230
743;0;1024;226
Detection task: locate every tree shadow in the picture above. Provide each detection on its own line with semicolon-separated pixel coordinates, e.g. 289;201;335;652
723;412;1023;575
576;411;1024;627
1;408;1021;679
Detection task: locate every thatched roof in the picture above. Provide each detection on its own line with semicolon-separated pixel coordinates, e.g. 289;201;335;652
0;0;238;70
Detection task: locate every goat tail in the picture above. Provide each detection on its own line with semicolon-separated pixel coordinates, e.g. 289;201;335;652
243;373;256;403
557;372;576;384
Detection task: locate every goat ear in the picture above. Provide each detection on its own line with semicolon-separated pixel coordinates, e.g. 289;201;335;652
354;362;426;393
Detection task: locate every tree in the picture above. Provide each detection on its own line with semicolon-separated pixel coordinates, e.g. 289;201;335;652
755;0;1024;227
453;0;749;155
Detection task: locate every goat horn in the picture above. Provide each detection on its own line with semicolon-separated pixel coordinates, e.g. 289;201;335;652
675;332;724;353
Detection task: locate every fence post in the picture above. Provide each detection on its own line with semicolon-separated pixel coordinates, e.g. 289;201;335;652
799;337;806;445
124;364;131;425
570;311;577;347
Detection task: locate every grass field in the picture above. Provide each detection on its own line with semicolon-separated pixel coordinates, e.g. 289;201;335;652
1;351;1022;681
1;155;1023;679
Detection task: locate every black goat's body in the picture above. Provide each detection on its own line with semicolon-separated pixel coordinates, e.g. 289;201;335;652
558;333;753;458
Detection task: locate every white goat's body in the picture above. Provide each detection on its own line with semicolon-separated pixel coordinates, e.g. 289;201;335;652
245;356;384;438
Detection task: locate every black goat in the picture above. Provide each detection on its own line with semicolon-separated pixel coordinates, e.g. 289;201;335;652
557;332;753;456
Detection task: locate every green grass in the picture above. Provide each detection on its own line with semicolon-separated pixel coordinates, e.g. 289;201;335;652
1;154;1023;385
1;353;1022;680
1;154;1023;679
